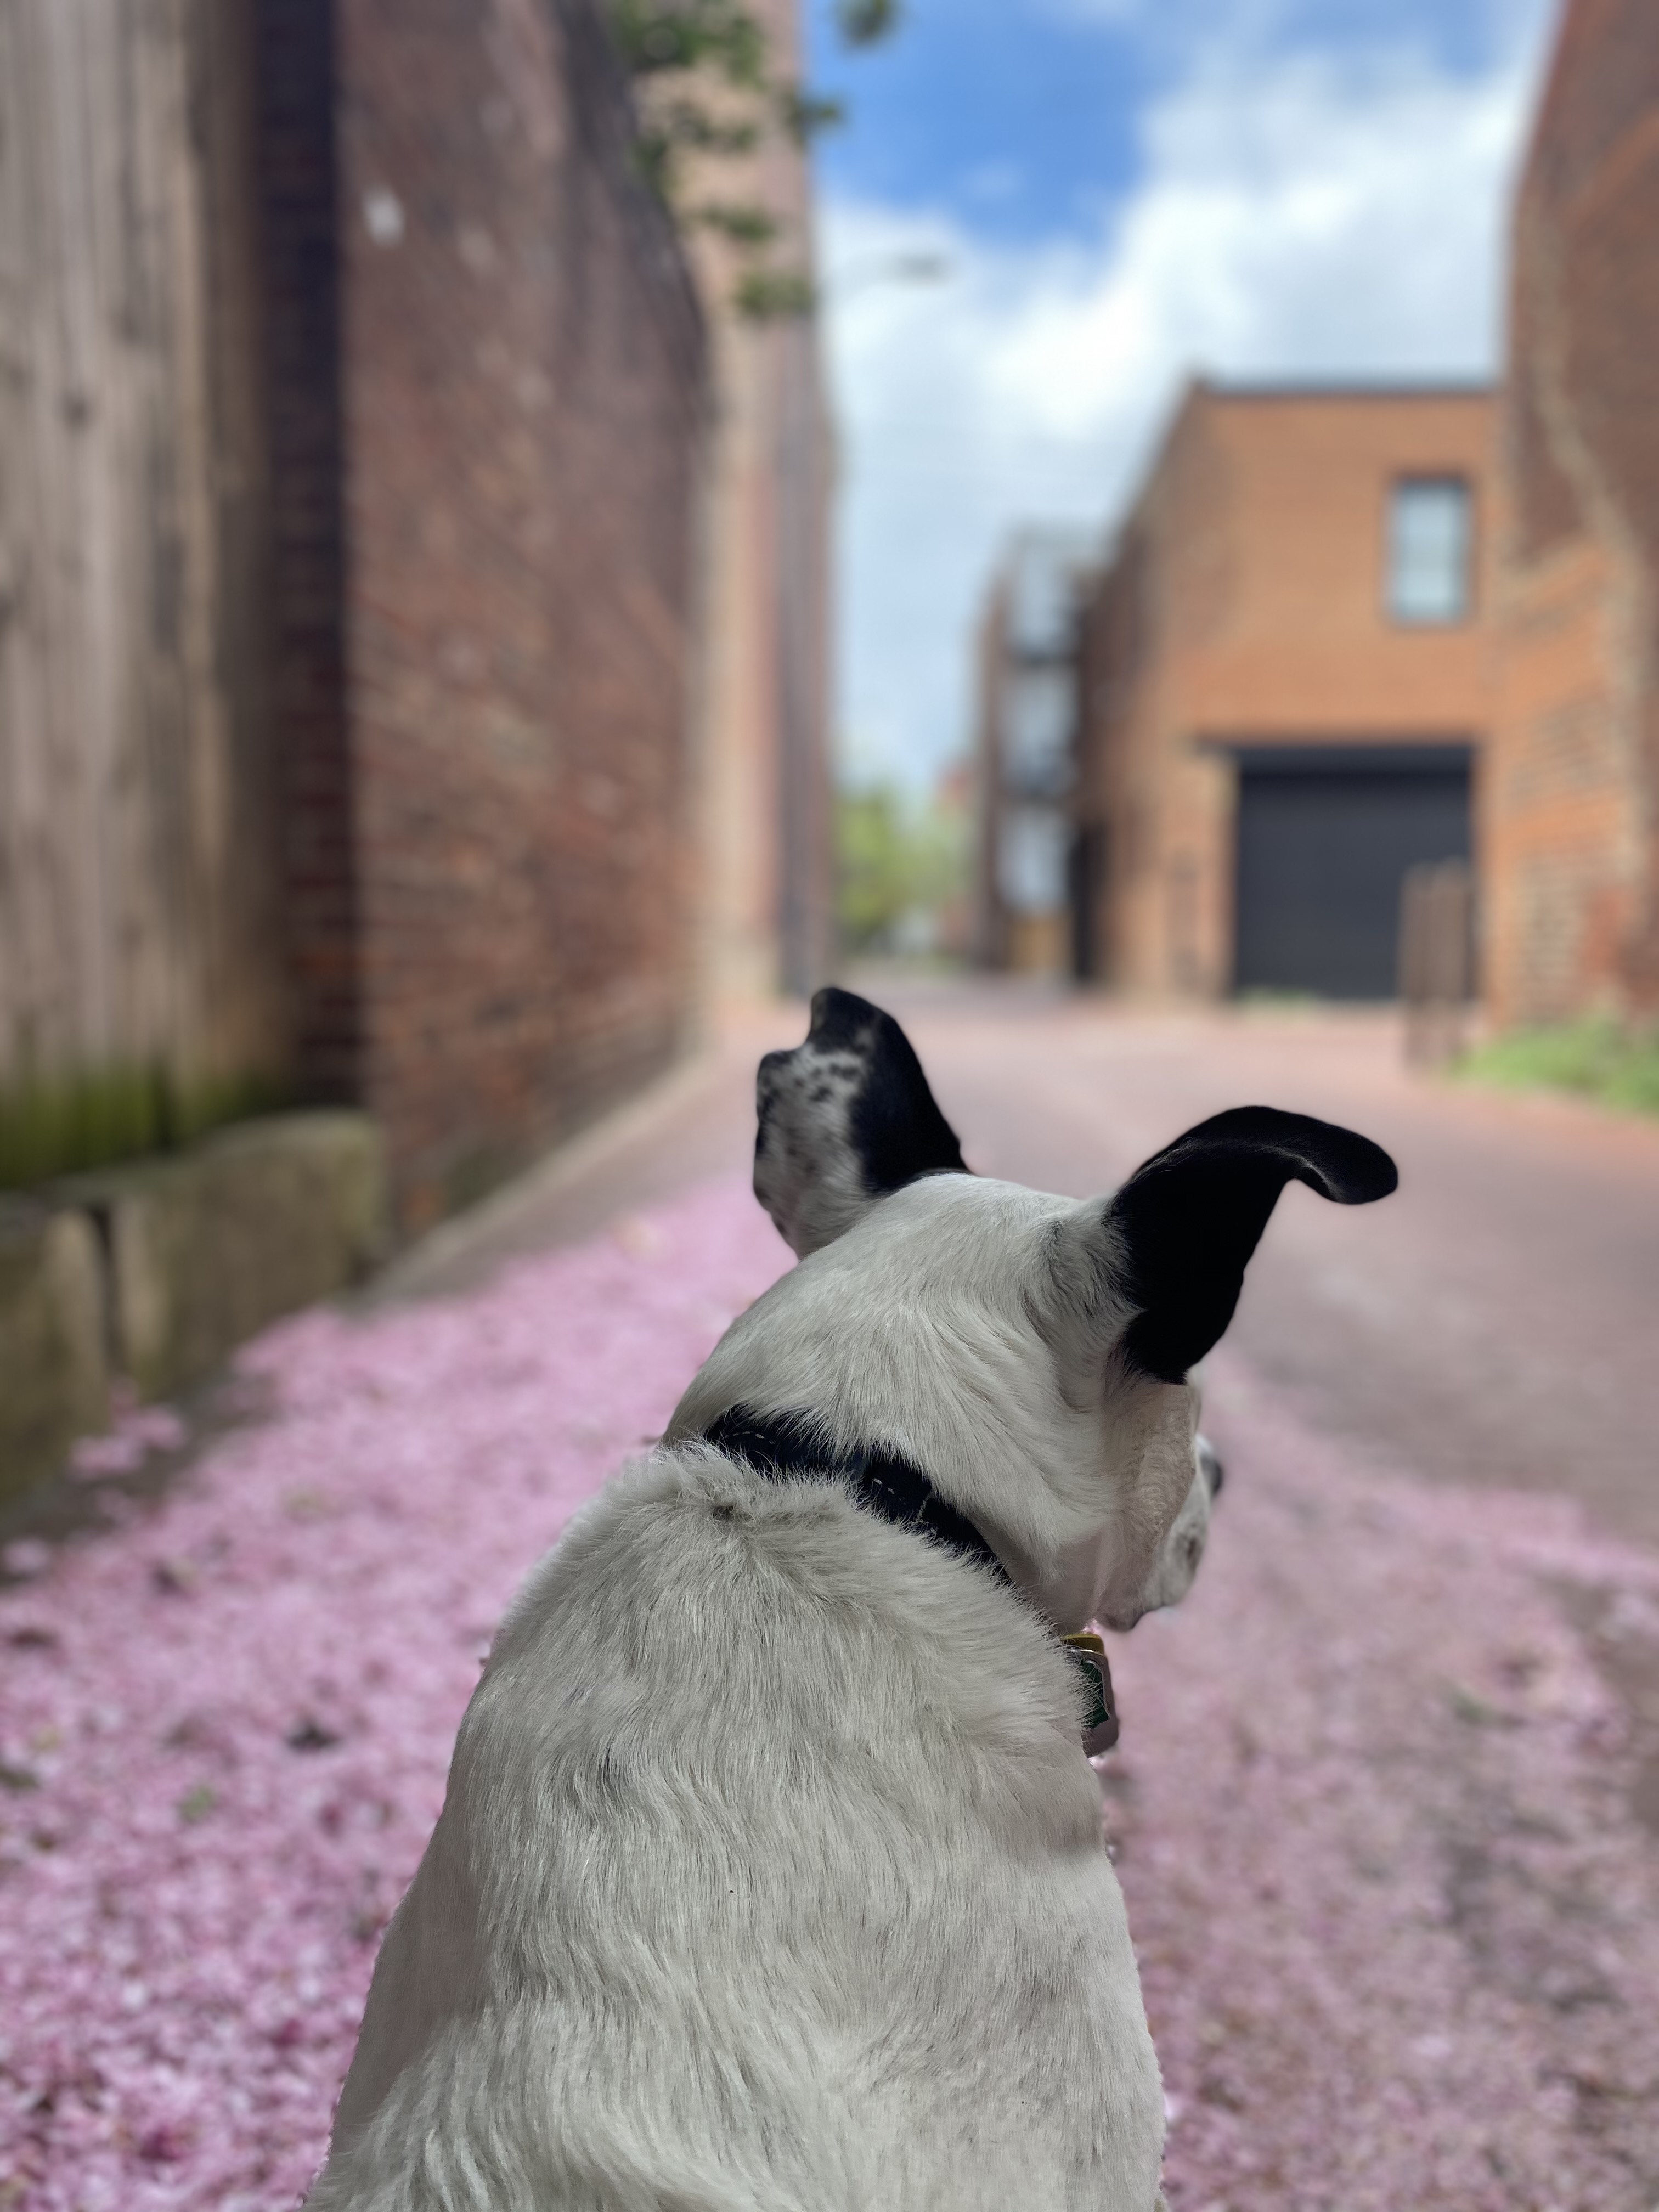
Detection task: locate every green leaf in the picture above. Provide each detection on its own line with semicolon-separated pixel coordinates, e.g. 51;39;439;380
608;1;768;87
733;267;817;320
836;0;900;44
776;85;845;142
659;97;762;156
691;200;780;246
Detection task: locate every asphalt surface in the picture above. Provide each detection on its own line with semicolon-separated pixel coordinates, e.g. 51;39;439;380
373;970;1659;1839
890;980;1659;1555
394;974;1659;1555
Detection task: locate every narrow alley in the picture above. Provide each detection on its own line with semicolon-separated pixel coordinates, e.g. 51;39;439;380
4;986;1658;2210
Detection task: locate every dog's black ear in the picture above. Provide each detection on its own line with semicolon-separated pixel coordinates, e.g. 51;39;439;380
754;987;967;1257
1107;1106;1397;1383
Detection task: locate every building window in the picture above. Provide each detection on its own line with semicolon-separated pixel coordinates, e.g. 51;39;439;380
997;805;1067;915
1001;665;1074;798
1386;477;1472;625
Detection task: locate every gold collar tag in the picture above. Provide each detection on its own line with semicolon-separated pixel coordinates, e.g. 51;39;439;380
1062;1631;1119;1757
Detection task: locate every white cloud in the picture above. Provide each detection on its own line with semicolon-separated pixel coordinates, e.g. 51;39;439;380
823;20;1554;791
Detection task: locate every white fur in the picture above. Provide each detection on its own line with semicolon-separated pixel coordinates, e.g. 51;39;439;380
307;1172;1214;2211
753;1039;873;1257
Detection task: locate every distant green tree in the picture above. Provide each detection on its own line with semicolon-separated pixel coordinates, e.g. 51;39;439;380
837;783;967;957
606;1;899;319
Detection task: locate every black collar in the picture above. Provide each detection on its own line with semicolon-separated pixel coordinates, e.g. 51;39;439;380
703;1406;1012;1589
700;1405;1118;1756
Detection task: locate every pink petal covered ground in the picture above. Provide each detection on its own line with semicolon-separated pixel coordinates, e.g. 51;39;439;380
1116;1353;1659;2212
3;1176;1657;2210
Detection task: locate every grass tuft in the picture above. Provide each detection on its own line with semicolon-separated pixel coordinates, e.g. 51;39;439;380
1455;1015;1659;1117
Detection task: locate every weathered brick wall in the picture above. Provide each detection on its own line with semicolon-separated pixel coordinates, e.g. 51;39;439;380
1075;383;1497;996
257;0;707;1229
254;0;357;1106
1488;0;1659;1026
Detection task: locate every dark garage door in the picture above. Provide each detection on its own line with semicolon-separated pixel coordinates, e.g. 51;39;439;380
1233;745;1471;999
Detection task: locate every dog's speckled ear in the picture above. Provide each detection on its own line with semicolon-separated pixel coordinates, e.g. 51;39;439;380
1107;1106;1397;1383
754;988;968;1257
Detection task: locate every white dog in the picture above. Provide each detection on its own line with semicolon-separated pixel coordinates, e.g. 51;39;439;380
306;990;1395;2211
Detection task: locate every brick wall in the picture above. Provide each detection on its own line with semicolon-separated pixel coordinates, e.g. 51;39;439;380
257;0;707;1229
254;0;356;1104
1488;0;1659;1025
1075;383;1497;996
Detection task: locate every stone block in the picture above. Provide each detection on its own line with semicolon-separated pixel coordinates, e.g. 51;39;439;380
0;1203;109;1509
64;1111;388;1403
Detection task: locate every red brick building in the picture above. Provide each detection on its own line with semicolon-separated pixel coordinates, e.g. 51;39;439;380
1072;382;1497;998
1487;0;1659;1027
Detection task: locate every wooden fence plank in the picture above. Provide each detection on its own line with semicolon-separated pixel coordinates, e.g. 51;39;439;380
0;0;289;1175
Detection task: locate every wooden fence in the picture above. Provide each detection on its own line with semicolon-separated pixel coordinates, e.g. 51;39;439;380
1400;859;1477;1066
0;0;290;1180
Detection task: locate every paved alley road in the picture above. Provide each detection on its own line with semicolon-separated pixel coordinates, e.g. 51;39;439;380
884;981;1659;1553
400;975;1659;1552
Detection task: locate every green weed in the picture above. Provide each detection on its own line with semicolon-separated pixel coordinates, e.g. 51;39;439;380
0;1064;291;1189
1455;1015;1659;1118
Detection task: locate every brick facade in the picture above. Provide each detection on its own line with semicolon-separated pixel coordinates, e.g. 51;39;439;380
1488;0;1659;1025
256;0;708;1228
255;0;356;1104
1073;383;1497;997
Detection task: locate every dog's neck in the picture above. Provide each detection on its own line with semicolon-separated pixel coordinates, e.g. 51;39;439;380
701;1404;1119;1757
703;1405;1013;1588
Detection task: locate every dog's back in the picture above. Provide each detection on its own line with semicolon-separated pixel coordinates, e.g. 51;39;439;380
306;1445;1164;2212
306;989;1395;2210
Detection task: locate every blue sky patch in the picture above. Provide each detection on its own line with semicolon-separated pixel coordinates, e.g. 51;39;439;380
807;0;1538;249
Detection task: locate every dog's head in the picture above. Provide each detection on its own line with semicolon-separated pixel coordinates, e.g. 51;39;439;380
672;989;1395;1634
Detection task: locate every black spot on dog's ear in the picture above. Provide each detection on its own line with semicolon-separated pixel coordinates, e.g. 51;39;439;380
753;988;967;1256
1108;1106;1397;1383
807;988;966;1197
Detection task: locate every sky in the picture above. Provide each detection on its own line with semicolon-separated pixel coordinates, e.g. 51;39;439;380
802;0;1561;793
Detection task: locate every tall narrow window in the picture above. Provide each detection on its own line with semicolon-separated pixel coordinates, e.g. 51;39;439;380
1386;477;1472;624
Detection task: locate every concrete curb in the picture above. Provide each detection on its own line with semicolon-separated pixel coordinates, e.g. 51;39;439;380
0;1113;386;1509
0;1204;110;1508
